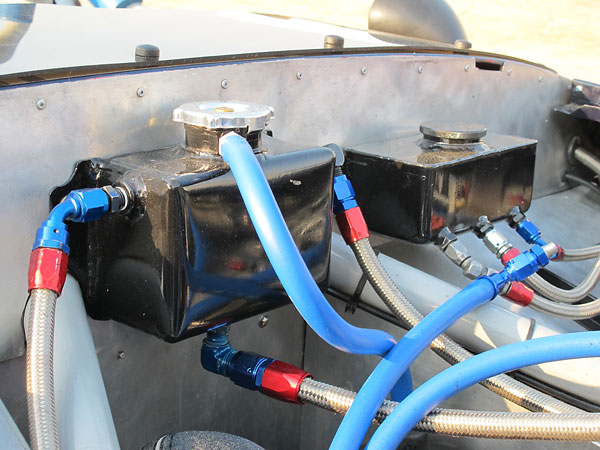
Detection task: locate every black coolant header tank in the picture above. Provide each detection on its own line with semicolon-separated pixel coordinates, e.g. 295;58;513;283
343;121;536;242
52;101;335;342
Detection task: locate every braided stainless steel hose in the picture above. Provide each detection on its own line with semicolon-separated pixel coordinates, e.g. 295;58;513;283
562;245;600;262
26;288;60;450
575;146;600;178
531;293;600;319
349;238;579;414
299;378;600;440
525;257;600;304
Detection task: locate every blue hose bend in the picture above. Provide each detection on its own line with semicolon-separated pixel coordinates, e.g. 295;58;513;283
330;277;499;450
368;331;600;450
219;132;396;355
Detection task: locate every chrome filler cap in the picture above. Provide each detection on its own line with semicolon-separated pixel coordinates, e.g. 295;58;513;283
173;101;274;132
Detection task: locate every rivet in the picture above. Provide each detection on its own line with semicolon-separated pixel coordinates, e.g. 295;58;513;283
507;68;512;76
464;64;469;72
117;351;125;360
538;76;543;83
296;71;303;80
221;79;229;89
136;87;145;97
36;99;46;110
258;315;269;328
418;65;423;74
361;66;367;75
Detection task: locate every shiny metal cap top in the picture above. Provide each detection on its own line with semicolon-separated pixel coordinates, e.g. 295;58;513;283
420;121;487;141
173;101;274;132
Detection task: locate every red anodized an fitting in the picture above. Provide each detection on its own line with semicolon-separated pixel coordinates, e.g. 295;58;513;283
500;247;521;265
552;245;564;261
335;206;370;245
503;282;534;307
260;360;311;404
27;247;69;295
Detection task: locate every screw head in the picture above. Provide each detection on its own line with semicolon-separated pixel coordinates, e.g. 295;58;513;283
296;71;303;80
464;64;469;72
136;87;145;97
36;99;45;110
417;65;423;74
361;66;367;75
221;79;229;89
258;315;269;328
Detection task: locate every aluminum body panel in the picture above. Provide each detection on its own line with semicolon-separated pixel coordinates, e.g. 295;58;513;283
0;303;307;450
0;52;576;359
0;397;28;450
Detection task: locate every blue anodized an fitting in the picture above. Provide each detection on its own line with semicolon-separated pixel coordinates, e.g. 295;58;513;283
516;220;547;247
333;175;358;214
201;326;274;391
504;245;550;281
33;188;112;253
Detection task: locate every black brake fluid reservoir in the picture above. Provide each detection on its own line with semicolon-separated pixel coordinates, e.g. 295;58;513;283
343;121;536;242
52;101;335;342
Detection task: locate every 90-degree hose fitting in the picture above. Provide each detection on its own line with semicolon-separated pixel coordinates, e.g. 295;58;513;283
29;186;128;295
507;206;563;259
474;245;551;300
201;327;311;404
503;244;554;282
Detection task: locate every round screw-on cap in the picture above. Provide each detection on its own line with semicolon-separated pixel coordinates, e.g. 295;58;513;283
420;121;487;142
324;34;344;50
135;44;160;63
454;39;472;49
173;101;274;132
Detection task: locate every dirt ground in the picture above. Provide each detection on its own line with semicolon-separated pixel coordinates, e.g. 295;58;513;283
142;0;599;82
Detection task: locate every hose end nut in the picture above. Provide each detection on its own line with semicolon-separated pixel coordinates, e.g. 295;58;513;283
28;247;69;294
474;215;494;238
102;185;128;213
503;282;534;307
333;175;358;214
508;206;525;229
500;247;521;265
516;220;544;246
66;188;110;223
461;259;488;280
435;227;457;250
336;206;369;244
261;360;311;404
